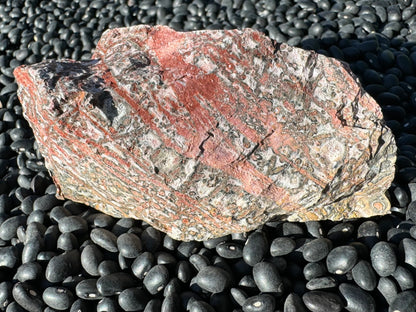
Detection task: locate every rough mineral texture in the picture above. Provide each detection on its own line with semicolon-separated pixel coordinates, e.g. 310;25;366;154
14;25;396;241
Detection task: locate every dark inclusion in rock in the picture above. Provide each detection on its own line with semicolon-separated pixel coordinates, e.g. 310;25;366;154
14;25;396;241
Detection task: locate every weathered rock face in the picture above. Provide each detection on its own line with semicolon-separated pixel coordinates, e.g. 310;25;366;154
14;25;396;241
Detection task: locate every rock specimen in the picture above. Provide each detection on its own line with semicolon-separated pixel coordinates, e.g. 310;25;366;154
14;25;396;241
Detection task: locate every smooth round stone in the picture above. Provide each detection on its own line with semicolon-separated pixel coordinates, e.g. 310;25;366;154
393;266;414;291
303;262;327;281
45;250;80;283
58;216;88;234
326;245;358;275
97;297;119;312
42;287;74;310
117;233;142;258
12;282;44;312
196;266;231;293
14;262;42;282
270;237;296;256
216;242;243;259
243;230;268;266
118;287;149;311
339;283;376;312
302;238;332;262
302;291;343;312
143;264;169;294
370;241;397;277
75;279;102;300
306;276;337;290
389;290;416;312
252;262;283;293
132;251;155;279
96;272;136;296
90;228;118;252
81;244;103;276
242;294;275;312
351;260;377;291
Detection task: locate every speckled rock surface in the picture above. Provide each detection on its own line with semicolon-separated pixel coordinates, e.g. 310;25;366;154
14;25;396;241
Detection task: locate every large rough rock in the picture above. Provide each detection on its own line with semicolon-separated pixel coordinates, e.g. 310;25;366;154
14;25;396;241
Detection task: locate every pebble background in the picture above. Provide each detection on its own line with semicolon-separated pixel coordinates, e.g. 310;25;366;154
1;0;416;311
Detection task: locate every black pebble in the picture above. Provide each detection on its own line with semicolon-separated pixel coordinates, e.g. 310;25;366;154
252;261;283;293
243;230;268;266
242;294;275;312
339;283;376;312
302;290;343;312
370;241;397;277
96;272;136;296
143;264;170;294
42;286;74;310
118;287;149;311
90;228;118;253
196;266;231;293
326;245;357;275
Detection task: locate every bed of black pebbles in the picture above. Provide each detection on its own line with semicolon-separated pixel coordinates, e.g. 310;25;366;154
3;0;416;311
